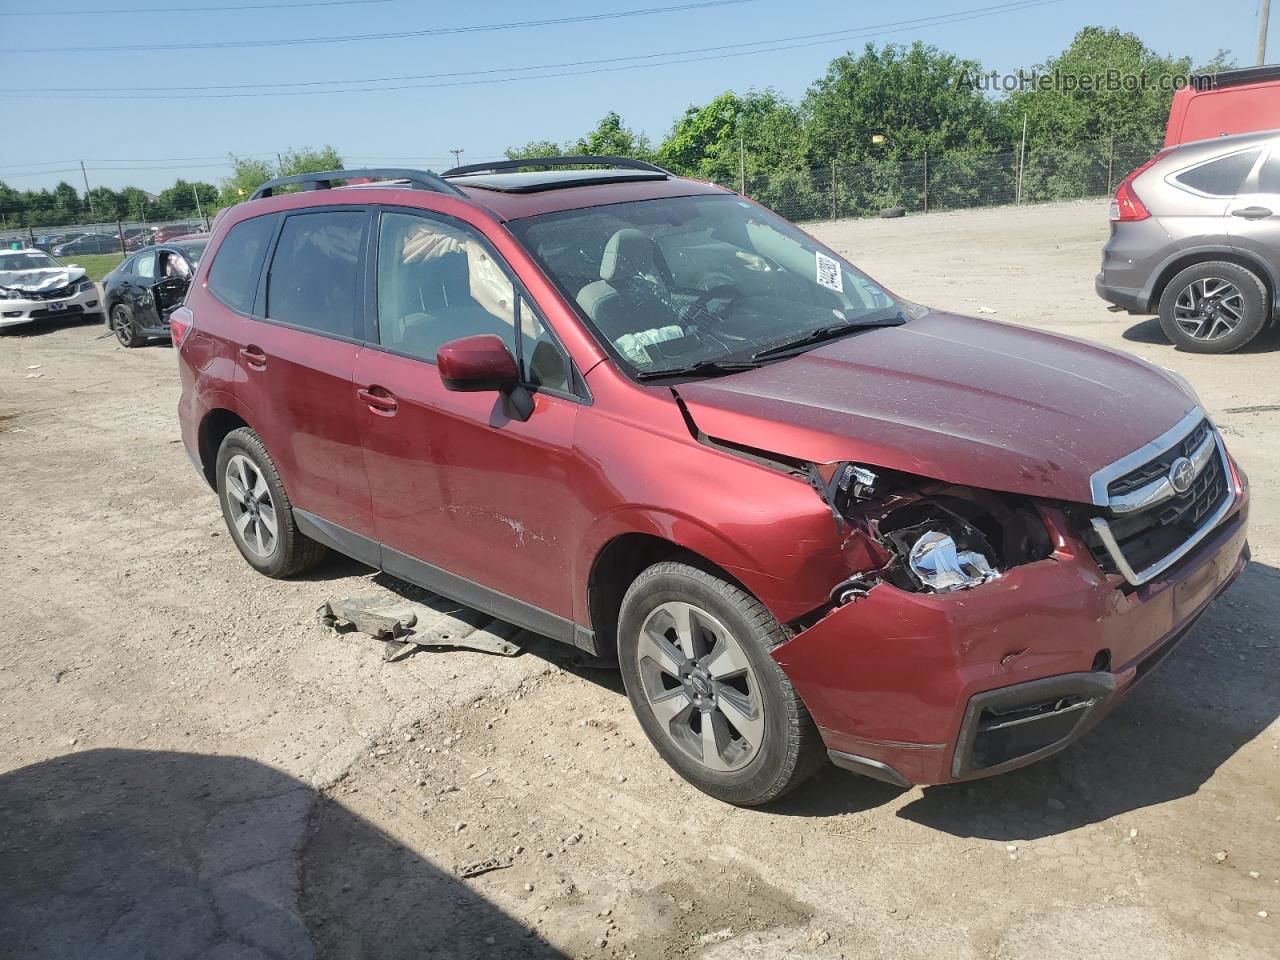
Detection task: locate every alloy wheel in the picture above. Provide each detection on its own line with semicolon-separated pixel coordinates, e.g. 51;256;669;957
1172;277;1245;342
635;600;765;773
224;454;278;558
112;307;135;346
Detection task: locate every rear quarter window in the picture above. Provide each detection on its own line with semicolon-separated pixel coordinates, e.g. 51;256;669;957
1175;149;1261;197
208;215;276;314
1259;153;1280;194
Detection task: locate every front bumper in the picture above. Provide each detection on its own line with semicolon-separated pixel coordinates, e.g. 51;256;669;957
773;492;1250;787
0;284;101;327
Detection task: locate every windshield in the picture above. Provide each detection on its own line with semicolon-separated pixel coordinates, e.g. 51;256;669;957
508;193;901;377
0;251;62;271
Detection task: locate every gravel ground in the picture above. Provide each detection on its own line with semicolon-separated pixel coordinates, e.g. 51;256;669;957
1;200;1277;960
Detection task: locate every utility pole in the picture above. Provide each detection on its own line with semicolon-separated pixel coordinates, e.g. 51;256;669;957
80;161;95;216
923;149;929;215
451;148;464;167
1260;0;1271;65
192;184;205;229
738;138;746;195
1016;114;1028;204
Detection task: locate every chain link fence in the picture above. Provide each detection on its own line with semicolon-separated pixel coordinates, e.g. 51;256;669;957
1;139;1162;249
729;139;1159;223
1;217;210;253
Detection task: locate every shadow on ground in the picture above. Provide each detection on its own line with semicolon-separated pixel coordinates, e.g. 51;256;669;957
0;314;104;338
1122;315;1280;352
772;561;1279;838
223;526;1276;844
0;749;565;960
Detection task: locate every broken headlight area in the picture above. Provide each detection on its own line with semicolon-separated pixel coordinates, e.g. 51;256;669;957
811;463;1054;597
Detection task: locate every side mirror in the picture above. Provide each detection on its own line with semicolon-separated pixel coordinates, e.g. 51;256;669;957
437;334;519;392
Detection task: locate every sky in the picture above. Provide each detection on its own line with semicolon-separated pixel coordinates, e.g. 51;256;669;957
0;0;1275;196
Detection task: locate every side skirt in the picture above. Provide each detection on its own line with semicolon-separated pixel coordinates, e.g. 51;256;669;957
293;508;596;654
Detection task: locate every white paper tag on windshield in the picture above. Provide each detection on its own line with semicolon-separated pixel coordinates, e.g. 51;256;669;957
815;251;843;292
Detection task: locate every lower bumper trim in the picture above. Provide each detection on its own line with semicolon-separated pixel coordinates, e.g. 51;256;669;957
952;671;1117;779
827;750;912;789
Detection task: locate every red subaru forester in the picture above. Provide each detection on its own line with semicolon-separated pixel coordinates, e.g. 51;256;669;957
175;158;1250;805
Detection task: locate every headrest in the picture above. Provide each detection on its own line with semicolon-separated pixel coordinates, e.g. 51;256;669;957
600;228;659;283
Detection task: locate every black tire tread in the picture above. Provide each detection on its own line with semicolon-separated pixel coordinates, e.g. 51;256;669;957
217;427;326;577
620;561;825;805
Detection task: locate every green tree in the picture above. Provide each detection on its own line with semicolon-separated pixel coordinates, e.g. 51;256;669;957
571;112;652;159
657;89;805;184
276;145;344;177
157;179;218;220
802;42;999;164
86;186;124;221
216;147;343;209
218;156;275;208
1000;27;1194;149
504;139;565;161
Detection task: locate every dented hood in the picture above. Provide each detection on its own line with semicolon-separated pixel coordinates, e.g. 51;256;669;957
0;265;87;294
677;311;1197;505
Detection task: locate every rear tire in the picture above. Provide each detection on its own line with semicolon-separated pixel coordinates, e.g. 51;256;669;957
1158;261;1267;354
617;562;824;806
111;304;144;348
215;427;327;578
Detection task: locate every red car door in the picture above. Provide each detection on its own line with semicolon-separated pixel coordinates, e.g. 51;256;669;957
233;208;375;540
353;208;583;632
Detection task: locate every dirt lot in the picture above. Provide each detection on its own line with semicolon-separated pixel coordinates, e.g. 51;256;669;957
1;201;1277;960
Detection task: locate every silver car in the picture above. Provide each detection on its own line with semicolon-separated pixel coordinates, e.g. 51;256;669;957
1096;129;1280;353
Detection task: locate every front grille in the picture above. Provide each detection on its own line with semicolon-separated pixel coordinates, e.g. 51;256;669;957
24;284;78;301
1082;418;1231;583
1106;419;1212;497
30;304;85;320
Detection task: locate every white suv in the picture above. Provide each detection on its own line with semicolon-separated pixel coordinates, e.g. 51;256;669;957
0;248;103;328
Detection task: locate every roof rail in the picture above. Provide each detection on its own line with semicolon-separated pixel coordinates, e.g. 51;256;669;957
249;168;466;202
442;155;671;178
1190;63;1280;92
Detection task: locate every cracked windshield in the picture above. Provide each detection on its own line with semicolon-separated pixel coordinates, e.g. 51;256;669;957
510;194;904;377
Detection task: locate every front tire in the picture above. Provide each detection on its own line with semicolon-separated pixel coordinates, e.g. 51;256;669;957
617;562;824;806
215;427;326;578
1158;261;1267;353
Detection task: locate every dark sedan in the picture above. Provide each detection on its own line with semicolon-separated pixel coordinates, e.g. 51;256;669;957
54;234;123;257
101;236;208;347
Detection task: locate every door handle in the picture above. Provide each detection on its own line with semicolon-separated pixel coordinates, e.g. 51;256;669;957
357;386;398;413
1231;206;1273;220
239;346;267;369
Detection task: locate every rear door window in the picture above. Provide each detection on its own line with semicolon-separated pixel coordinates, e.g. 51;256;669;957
1175;149;1262;197
208;214;276;314
266;210;367;339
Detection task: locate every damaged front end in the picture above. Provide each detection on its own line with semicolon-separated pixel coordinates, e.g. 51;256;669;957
805;460;1054;604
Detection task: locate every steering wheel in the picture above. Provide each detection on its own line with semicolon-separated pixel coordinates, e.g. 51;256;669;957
685;283;746;327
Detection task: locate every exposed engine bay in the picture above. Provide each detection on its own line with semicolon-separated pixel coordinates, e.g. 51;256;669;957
805;460;1055;599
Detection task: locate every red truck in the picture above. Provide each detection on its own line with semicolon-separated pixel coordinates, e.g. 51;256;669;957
1166;64;1280;146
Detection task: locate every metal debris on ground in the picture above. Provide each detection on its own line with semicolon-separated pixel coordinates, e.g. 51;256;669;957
318;594;525;661
455;856;514;879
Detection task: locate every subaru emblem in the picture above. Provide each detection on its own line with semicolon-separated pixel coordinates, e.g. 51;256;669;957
1168;456;1196;495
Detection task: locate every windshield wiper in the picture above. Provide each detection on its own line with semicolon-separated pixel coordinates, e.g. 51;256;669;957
633;358;762;381
751;310;908;361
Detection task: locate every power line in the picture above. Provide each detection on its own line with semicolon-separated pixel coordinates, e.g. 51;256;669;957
11;0;1067;100
1;0;394;15
22;0;1060;95
7;0;752;54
